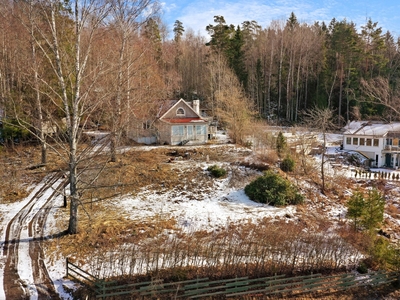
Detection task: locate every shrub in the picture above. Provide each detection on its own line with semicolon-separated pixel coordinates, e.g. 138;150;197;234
1;119;31;145
280;156;295;172
207;165;227;178
244;170;304;206
356;261;368;274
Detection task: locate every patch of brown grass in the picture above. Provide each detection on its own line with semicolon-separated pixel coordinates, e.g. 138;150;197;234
0;145;49;203
386;202;400;218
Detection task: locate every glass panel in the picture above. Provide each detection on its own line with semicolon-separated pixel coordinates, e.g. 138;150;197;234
172;126;184;135
196;125;206;135
187;126;193;138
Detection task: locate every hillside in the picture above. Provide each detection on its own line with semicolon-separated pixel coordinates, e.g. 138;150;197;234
1;130;400;299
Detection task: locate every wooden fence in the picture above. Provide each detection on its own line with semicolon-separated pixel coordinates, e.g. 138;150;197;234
66;259;399;299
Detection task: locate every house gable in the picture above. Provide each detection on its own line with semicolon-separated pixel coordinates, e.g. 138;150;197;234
159;99;206;124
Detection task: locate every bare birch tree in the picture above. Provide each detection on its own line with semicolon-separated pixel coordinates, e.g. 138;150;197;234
302;107;335;193
14;0;112;234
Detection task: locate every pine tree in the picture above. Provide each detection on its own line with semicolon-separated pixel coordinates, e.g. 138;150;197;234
347;189;385;232
173;20;184;43
276;131;287;158
347;191;365;230
362;189;385;231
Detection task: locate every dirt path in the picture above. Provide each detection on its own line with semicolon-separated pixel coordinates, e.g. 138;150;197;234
2;172;66;299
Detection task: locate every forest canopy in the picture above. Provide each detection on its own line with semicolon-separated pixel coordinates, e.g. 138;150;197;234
1;4;399;133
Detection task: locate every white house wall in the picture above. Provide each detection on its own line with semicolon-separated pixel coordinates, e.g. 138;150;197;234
343;135;383;166
170;124;208;145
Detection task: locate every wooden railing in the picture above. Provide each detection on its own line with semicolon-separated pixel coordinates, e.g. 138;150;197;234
66;259;399;299
66;258;98;290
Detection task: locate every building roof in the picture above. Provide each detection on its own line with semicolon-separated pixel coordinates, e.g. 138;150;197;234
158;98;207;125
161;118;207;124
157;100;180;117
343;121;400;136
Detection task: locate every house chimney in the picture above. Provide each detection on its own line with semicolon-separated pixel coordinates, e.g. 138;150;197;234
192;100;200;115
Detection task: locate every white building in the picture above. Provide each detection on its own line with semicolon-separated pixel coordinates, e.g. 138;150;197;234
343;121;400;168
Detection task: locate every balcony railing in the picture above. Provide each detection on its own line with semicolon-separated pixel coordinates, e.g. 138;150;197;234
384;145;400;151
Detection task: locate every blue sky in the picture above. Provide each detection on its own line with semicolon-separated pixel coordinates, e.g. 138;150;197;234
160;0;400;38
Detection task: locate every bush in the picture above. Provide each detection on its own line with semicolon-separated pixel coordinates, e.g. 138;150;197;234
244;170;304;206
1;119;31;145
356;261;368;274
207;165;227;178
280;156;295;172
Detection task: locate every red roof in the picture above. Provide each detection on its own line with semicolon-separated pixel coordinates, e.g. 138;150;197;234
162;117;207;124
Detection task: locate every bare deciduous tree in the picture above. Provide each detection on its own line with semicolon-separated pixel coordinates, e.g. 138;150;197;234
302;107;336;193
107;0;160;162
361;76;400;120
210;54;255;144
15;0;112;234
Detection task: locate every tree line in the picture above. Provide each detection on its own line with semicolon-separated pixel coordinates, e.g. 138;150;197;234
200;13;400;125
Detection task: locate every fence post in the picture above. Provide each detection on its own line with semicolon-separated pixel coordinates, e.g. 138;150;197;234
66;257;69;278
100;280;105;300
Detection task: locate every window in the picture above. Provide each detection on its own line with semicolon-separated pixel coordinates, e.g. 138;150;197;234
176;108;185;116
346;137;351;144
353;137;358;145
196;125;206;135
143;120;151;129
366;138;372;146
359;138;365;146
373;139;379;147
172;125;184;136
386;138;392;146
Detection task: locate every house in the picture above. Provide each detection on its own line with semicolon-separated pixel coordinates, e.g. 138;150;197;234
128;99;210;145
342;121;400;168
157;99;209;145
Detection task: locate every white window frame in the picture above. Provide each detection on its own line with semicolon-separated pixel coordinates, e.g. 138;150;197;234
172;125;184;136
176;107;185;116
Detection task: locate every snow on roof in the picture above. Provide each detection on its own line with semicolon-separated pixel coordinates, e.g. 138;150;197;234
343;121;400;136
161;118;207;124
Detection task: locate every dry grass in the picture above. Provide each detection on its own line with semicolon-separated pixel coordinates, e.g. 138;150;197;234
0;145;47;203
4;140;400;297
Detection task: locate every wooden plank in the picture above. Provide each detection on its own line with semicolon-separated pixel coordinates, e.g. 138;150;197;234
189;290;226;299
184;280;249;298
95;280;152;293
184;277;248;293
225;280;249;287
68;268;97;283
225;285;249;293
183;281;210;290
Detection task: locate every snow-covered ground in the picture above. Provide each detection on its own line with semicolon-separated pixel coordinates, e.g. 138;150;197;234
1;130;400;299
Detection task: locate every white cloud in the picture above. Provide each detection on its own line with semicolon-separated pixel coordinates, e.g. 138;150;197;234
162;0;400;38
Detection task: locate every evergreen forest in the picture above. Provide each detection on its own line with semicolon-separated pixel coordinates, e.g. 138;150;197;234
1;1;400;140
